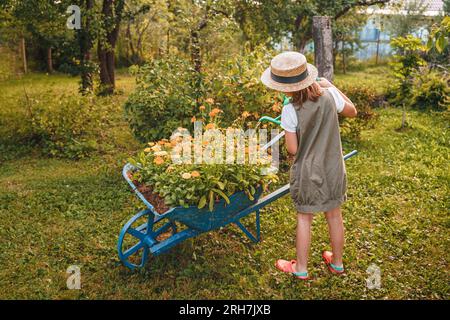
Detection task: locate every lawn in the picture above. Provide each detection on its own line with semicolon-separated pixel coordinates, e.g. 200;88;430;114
0;69;448;299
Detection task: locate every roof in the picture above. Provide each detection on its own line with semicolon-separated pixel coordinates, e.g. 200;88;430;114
366;0;444;16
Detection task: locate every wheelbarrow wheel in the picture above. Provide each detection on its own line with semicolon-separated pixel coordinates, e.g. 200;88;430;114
117;209;154;269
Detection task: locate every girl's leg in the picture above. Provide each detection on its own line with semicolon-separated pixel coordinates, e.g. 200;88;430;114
325;206;344;266
295;213;314;273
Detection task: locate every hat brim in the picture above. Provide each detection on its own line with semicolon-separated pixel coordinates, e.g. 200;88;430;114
260;63;318;93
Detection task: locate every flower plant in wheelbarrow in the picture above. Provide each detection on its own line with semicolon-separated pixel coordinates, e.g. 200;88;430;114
128;130;278;214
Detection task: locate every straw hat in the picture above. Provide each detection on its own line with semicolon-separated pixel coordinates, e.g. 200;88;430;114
261;51;318;92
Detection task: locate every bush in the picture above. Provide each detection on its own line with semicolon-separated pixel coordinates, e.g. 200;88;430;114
410;71;449;111
123;46;281;143
27;93;111;159
337;84;380;139
124;57;200;143
207;46;277;124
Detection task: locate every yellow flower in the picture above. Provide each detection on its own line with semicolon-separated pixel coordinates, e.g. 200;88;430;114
154;156;164;165
199;105;206;111
242;111;250;119
144;148;151;153
166;166;175;172
191;170;200;178
181;172;192;179
154;151;168;157
206;98;214;104
151;144;162;152
148;142;155;146
205;123;215;130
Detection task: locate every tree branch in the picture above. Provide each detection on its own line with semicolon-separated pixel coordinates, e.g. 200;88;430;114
334;0;390;20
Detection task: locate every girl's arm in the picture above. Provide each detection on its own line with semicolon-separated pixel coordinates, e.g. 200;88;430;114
318;78;357;118
285;131;298;156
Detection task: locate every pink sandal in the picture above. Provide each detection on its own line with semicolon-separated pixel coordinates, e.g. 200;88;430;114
322;251;345;275
275;259;309;280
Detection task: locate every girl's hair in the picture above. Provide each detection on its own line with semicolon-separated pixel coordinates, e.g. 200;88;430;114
291;82;323;107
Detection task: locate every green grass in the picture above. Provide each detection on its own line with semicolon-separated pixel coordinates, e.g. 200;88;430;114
0;72;449;299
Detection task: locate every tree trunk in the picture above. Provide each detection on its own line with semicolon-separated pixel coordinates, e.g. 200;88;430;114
190;28;202;73
97;0;125;95
47;47;53;73
78;0;94;93
312;16;334;81
342;41;346;74
20;37;27;74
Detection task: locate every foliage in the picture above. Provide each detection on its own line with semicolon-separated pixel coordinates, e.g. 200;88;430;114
124;56;200;142
389;35;427;106
426;16;450;68
208;45;277;124
128;130;277;211
410;70;450;111
338;84;380;139
382;0;430;37
26;93;111;159
332;9;367;73
124;46;282;142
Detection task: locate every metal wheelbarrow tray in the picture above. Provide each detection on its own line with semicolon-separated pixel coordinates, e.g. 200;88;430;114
117;150;357;269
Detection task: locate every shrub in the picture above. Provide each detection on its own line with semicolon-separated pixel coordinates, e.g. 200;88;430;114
389;35;427;106
123;47;281;142
124;57;200;143
410;71;449;111
27;93;111;159
207;46;277;124
337;84;380;139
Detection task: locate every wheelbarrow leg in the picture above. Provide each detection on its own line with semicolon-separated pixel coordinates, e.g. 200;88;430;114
235;209;261;243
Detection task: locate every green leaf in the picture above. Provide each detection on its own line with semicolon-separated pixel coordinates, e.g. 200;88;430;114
212;188;230;204
209;190;214;211
198;195;207;209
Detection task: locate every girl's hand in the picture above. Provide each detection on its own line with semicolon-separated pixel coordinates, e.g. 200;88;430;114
317;77;333;88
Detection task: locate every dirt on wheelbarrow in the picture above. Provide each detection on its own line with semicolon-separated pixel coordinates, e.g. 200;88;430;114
127;172;170;214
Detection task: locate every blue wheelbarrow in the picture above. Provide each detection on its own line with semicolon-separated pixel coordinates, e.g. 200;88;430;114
117;115;358;269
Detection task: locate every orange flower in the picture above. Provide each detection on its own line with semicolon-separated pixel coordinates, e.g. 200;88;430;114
191;170;200;178
272;102;281;112
158;140;165;145
199;105;206;111
242;111;250;119
153;156;164;165
209;108;222;118
191;116;196;123
205;123;215;130
206;98;214;104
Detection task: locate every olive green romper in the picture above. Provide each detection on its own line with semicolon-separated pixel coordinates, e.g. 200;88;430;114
289;89;347;213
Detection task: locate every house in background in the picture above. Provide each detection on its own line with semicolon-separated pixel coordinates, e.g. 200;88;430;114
356;0;445;60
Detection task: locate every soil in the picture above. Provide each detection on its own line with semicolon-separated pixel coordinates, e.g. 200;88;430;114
127;172;171;214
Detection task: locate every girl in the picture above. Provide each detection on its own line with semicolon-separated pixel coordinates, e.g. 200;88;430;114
261;51;357;280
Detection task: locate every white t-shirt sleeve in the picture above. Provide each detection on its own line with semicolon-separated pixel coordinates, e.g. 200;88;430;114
280;103;297;133
327;87;346;113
